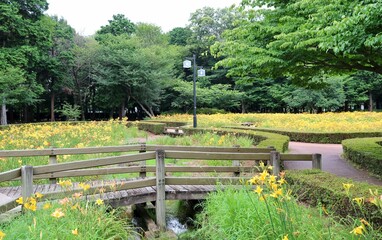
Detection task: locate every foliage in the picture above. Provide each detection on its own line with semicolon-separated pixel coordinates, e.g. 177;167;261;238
0;0;50;124
0;190;135;239
286;169;382;228
342;137;382;176
57;102;81;121
168;27;192;46
94;27;181;118
137;121;166;135
189;171;355;239
96;14;135;36
164;79;243;112
212;0;382;87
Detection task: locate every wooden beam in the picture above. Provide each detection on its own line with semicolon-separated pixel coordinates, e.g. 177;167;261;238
0;168;21;182
165;177;249;185
49;154;57;184
33;152;156;175
32;166;156;179
270;151;280;176
21;166;33;201
312;154;322;170
146;145;273;153
280;154;313;161
0;145;143;157
165;151;270;160
156;150;166;231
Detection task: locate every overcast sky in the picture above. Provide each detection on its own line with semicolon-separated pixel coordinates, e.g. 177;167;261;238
45;0;241;36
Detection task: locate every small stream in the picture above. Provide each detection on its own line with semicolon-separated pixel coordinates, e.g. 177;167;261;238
130;200;202;239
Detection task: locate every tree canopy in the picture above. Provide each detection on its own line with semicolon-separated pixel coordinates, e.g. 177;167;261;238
212;0;382;86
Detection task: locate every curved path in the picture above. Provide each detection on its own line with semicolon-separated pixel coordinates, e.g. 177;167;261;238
285;142;382;186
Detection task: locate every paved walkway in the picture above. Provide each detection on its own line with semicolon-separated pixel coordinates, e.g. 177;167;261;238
285;142;382;186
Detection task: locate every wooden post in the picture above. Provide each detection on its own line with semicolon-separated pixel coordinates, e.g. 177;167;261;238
49;147;57;184
232;145;240;177
21;165;33;202
139;143;147;178
155;149;166;231
312;154;322;170
270;151;280;176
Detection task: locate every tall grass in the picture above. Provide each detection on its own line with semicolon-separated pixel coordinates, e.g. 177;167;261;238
0;187;137;240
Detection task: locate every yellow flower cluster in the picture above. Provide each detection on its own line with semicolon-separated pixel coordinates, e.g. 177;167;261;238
16;192;44;212
247;166;289;202
153;112;382;133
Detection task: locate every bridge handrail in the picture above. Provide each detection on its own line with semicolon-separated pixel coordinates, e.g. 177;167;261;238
0;144;275;158
0;146;321;230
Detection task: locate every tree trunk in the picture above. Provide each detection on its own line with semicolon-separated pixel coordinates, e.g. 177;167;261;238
135;100;154;118
119;101;125;120
50;92;55;122
241;101;246;113
369;91;373;112
1;97;7;126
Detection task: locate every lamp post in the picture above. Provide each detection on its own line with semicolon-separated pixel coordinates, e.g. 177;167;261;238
183;54;205;128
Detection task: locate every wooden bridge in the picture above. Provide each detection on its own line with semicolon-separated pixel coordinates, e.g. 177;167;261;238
0;144;322;230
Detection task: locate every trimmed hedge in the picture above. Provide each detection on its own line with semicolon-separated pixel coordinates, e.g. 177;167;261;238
342;137;382;176
182;127;289;152
141;120;188;128
137;122;166;134
230;126;382;144
286;169;382;227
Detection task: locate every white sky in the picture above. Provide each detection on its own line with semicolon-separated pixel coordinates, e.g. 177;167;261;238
45;0;241;36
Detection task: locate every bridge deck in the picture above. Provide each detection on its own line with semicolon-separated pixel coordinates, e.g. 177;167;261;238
0;179;221;208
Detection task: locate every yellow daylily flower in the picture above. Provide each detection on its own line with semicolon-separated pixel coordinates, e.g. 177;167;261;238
35;192;43;199
16;197;23;205
51;208;65;218
350;225;364;235
95;199;104;205
0;230;5;240
282;234;288;240
254;186;263;195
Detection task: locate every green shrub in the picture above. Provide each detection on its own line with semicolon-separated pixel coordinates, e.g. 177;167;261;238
141;120;188;128
233;127;382;144
285;169;382;228
342;137;382;176
197;108;226;114
137;122;165;134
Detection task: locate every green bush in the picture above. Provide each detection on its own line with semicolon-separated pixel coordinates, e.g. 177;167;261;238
342;137;382;176
182;127;289;152
137;122;165;134
233;127;382;144
141;120;188;128
285;169;382;228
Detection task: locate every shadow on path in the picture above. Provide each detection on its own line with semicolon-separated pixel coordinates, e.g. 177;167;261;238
285;142;382;186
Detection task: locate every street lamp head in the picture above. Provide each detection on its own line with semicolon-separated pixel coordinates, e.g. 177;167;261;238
197;68;206;77
183;60;192;69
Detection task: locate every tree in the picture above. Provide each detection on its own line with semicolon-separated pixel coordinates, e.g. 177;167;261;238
0;0;49;125
168;27;192;46
94;24;180;119
213;0;382;86
97;14;135;36
36;16;76;121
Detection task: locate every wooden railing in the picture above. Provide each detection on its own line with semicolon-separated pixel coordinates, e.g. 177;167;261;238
0;144;321;230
